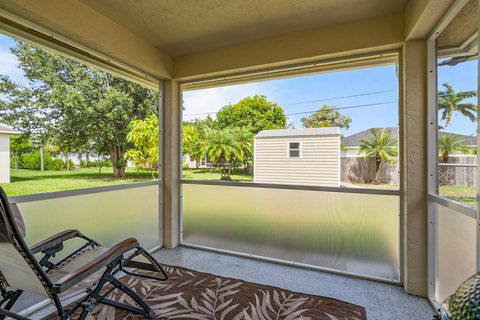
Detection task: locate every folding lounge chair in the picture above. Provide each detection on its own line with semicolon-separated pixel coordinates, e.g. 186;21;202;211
0;187;168;320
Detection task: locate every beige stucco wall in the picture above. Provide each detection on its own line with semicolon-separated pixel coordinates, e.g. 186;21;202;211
0;134;11;183
254;136;340;187
0;0;172;81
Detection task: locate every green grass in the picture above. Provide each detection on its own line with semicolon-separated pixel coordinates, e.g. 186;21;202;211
355;183;476;208
2;168;155;196
0;168;253;196
439;185;476;208
182;168;253;182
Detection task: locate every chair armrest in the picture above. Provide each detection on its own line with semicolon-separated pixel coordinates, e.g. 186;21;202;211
30;229;83;254
52;238;139;294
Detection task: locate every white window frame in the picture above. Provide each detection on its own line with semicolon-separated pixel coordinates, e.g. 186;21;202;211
287;141;302;159
426;0;480;310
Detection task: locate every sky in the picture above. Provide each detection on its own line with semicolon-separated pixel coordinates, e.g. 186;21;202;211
184;58;478;137
1;32;478;137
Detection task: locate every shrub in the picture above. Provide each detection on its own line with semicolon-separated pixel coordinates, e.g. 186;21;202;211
51;158;64;171
80;159;111;168
17;151;66;171
64;159;75;170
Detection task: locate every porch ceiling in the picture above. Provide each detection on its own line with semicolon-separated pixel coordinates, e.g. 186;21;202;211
80;0;409;57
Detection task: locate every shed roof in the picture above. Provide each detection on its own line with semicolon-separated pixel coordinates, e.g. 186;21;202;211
255;127;340;138
0;123;21;135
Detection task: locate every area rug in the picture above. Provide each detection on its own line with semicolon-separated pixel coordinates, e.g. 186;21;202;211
45;264;367;320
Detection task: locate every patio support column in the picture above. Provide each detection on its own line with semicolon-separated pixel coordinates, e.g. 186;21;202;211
402;39;428;296
162;79;181;248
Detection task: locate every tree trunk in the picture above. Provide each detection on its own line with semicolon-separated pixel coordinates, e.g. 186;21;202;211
441;152;449;163
374;156;382;184
86;151;90;162
109;144;126;178
40;146;45;171
63;153;70;171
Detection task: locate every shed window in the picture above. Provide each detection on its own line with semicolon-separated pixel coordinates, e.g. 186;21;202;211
289;142;300;158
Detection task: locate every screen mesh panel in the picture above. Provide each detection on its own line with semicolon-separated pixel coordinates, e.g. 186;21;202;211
435;203;476;303
182;184;400;281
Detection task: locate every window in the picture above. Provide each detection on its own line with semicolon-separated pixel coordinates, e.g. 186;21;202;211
0;32;160;196
181;59;399;189
288;142;301;158
434;0;478;208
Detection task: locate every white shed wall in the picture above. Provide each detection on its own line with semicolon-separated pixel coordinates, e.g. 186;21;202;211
254;135;340;187
0;134;11;183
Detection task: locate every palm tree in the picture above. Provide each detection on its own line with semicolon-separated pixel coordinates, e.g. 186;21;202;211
359;128;398;184
200;128;243;180
438;83;477;128
231;127;254;172
438;135;467;163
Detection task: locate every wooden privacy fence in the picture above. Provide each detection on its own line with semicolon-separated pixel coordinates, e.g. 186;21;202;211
438;156;476;187
341;157;399;185
341;156;477;186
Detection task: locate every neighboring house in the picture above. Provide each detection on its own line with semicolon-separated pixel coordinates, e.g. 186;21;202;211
341;127;477;157
254;128;341;187
182;154;211;169
0;123;21;183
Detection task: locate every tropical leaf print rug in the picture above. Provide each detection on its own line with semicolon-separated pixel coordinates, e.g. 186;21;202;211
45;265;366;320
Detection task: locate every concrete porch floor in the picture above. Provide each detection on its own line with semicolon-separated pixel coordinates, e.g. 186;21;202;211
153;246;435;320
22;246;435;319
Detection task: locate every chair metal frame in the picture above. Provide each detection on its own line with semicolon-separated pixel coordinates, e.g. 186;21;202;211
0;187;168;320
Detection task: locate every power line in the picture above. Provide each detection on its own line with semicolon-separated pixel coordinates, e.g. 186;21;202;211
283;89;395;106
285;101;396;117
183;89;396;117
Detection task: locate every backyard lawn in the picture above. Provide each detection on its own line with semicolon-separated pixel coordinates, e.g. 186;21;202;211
0;168;253;196
439;185;476;208
182;168;252;182
1;168;155;196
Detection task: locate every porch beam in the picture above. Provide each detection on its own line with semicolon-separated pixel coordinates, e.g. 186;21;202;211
162;80;181;248
173;12;404;81
405;0;456;40
402;39;429;296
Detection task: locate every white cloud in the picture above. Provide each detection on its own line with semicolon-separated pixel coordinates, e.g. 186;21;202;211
182;82;272;121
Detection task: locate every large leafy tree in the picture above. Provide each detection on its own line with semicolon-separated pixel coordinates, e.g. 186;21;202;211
126;114;159;178
0;42;157;177
182;116;214;168
215;95;286;135
200;128;243;181
359;128;398;184
438;83;477;128
301;104;352;129
438;135;467;163
10;135;33;170
0;75;54;170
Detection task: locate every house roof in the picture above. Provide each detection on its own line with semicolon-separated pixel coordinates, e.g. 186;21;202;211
255;127;340;138
0;123;21;135
342;127;477;147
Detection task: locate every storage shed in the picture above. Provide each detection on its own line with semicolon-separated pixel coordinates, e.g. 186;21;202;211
254;128;341;187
